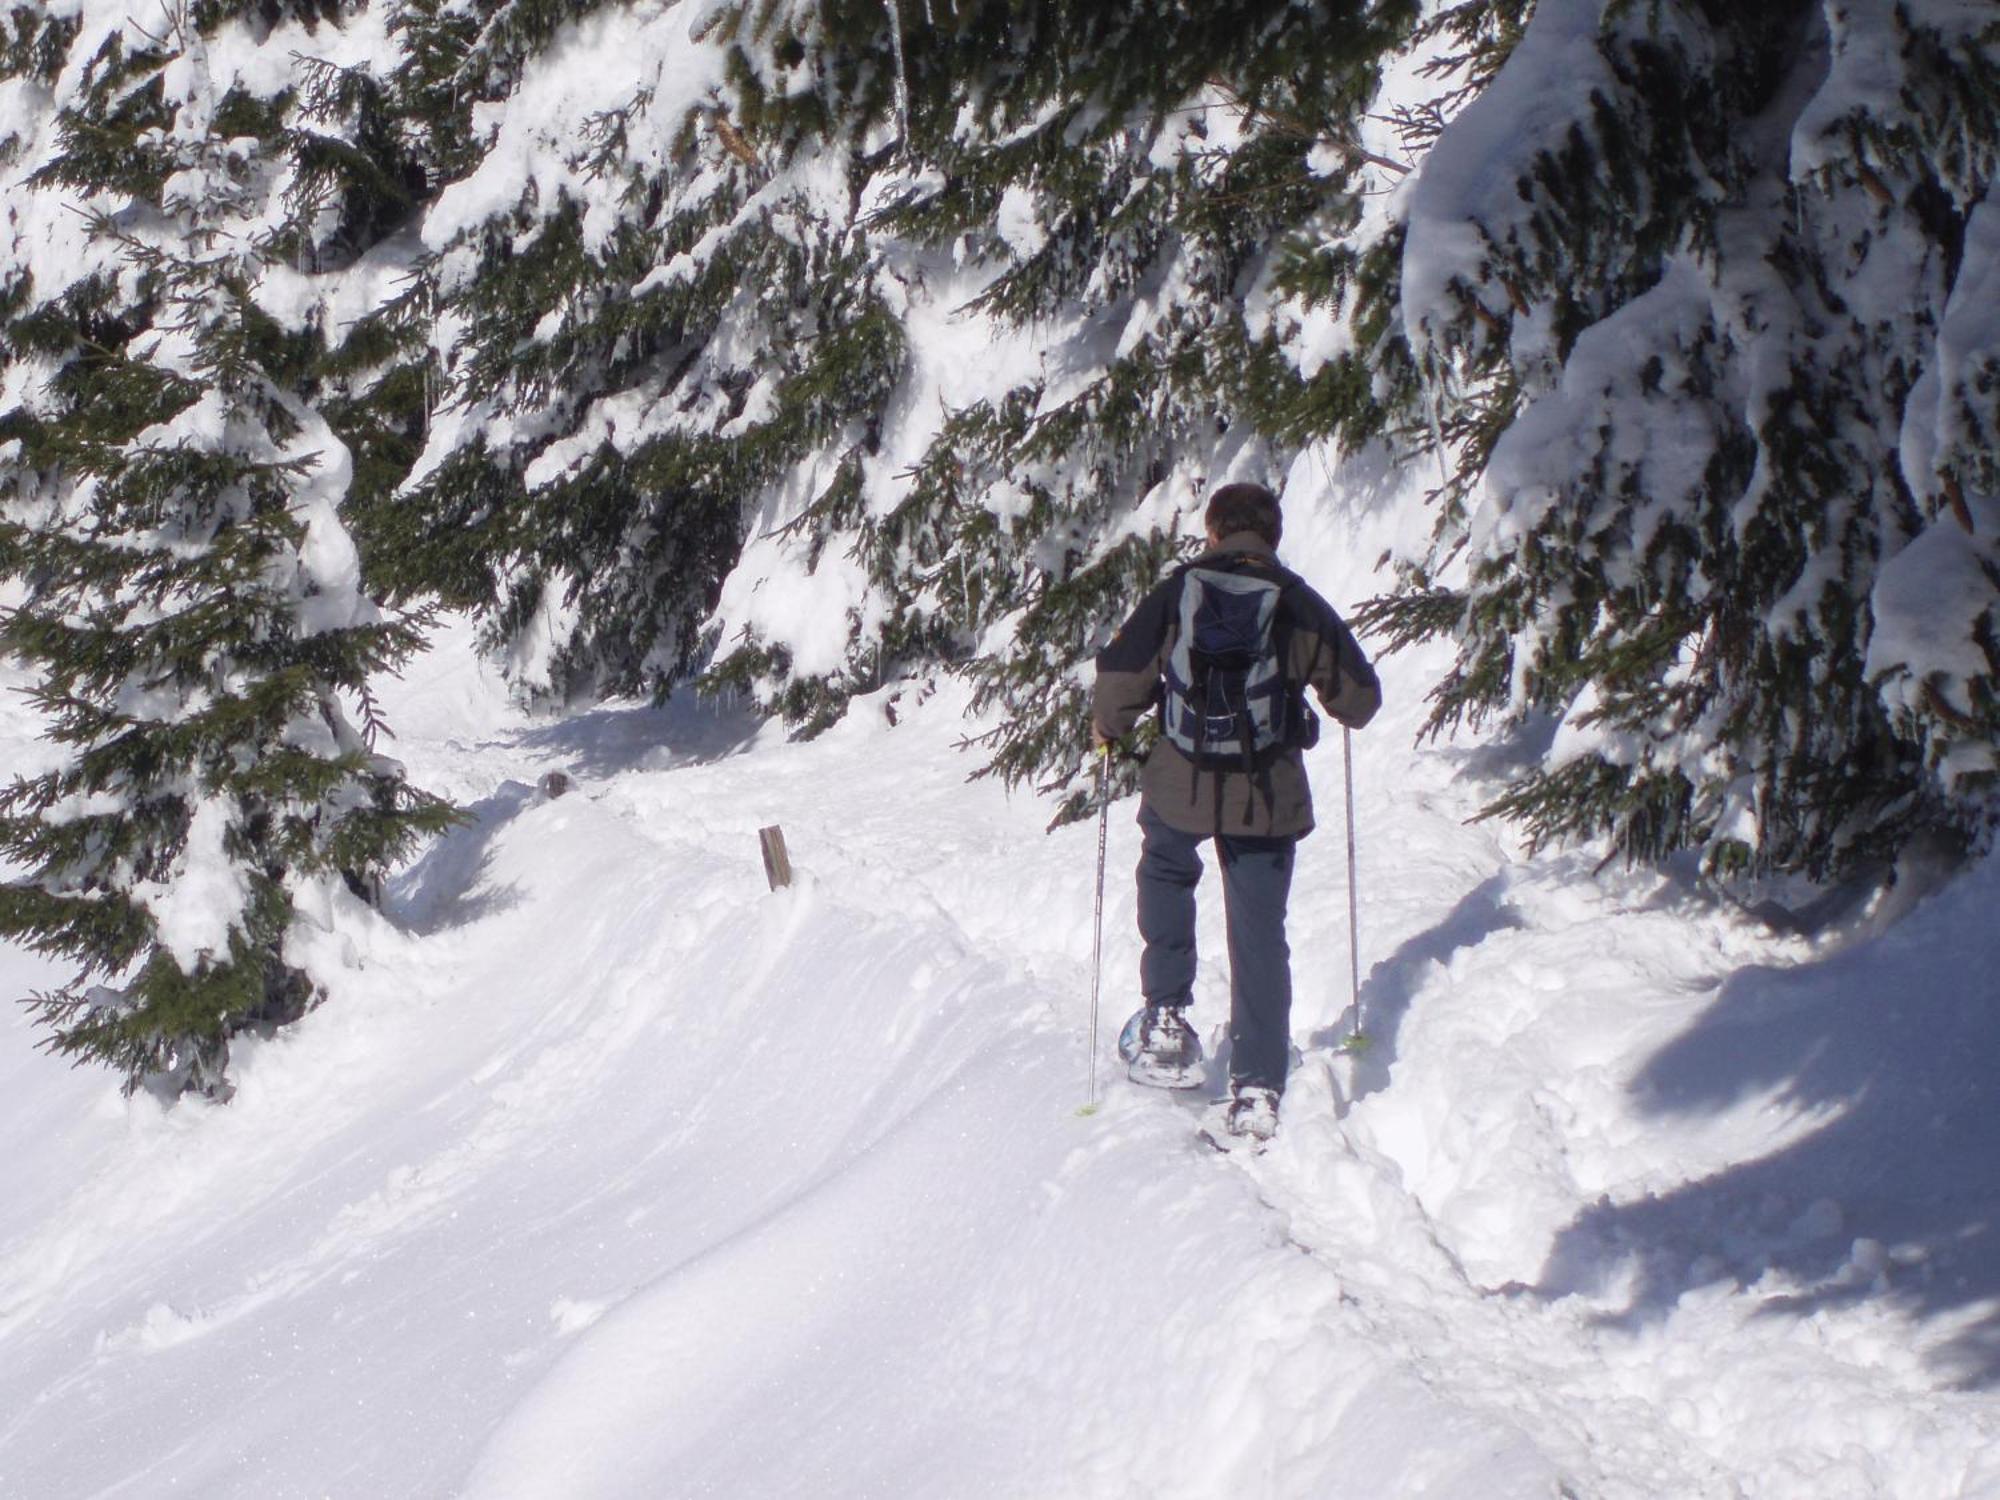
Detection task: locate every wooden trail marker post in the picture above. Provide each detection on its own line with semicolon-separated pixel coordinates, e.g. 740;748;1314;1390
759;825;792;890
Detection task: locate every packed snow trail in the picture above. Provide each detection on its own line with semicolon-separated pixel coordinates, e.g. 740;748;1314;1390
5;597;2000;1495
0;640;1562;1499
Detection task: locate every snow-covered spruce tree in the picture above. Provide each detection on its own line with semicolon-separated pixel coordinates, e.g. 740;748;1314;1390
0;6;77;97
299;6;474;595
352;0;904;706
343;1;1416;789
697;0;1420;816
0;6;456;1099
1366;0;2000;878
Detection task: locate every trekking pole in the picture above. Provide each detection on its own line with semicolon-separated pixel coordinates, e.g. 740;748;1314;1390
1342;726;1363;1046
1086;743;1111;1110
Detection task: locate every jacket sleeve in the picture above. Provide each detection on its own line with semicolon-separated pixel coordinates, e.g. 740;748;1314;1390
1092;576;1179;741
1291;584;1382;730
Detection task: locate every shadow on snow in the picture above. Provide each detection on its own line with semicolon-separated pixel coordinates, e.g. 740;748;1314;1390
1307;873;1523;1098
506;692;763;784
1537;853;2000;1388
387;782;535;933
386;692;763;933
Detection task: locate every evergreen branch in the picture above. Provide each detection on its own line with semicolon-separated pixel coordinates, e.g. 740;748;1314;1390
1202;76;1412;177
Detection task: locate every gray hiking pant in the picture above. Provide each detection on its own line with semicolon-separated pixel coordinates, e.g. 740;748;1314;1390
1135;803;1297;1094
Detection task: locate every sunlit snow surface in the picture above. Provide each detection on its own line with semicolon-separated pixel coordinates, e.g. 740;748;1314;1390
6;499;2000;1497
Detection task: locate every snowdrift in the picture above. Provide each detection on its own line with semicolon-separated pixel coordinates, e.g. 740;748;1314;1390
4;562;1999;1497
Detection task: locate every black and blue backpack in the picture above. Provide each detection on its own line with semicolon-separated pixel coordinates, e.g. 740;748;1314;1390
1160;557;1317;771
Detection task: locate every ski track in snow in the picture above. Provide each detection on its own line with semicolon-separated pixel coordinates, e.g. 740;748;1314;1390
3;616;1999;1499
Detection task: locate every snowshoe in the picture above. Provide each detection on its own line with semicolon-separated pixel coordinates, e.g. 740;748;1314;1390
1197;1085;1279;1154
1117;1006;1206;1090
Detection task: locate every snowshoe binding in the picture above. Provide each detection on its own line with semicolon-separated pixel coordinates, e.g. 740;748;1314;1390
1117;1006;1205;1090
1198;1085;1280;1155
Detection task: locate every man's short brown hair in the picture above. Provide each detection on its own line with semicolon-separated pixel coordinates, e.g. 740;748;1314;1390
1204;482;1282;546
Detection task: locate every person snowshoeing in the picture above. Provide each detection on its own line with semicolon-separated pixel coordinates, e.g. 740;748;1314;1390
1091;482;1381;1142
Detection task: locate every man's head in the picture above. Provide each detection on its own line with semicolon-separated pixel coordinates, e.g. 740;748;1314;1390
1204;482;1282;548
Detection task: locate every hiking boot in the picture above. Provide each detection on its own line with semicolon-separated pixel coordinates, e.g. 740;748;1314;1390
1119;1005;1205;1090
1224;1084;1280;1142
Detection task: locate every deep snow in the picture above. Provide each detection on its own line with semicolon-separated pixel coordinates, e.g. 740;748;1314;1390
5;486;2000;1499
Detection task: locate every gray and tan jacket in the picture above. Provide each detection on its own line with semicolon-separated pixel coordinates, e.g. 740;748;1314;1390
1091;532;1381;839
